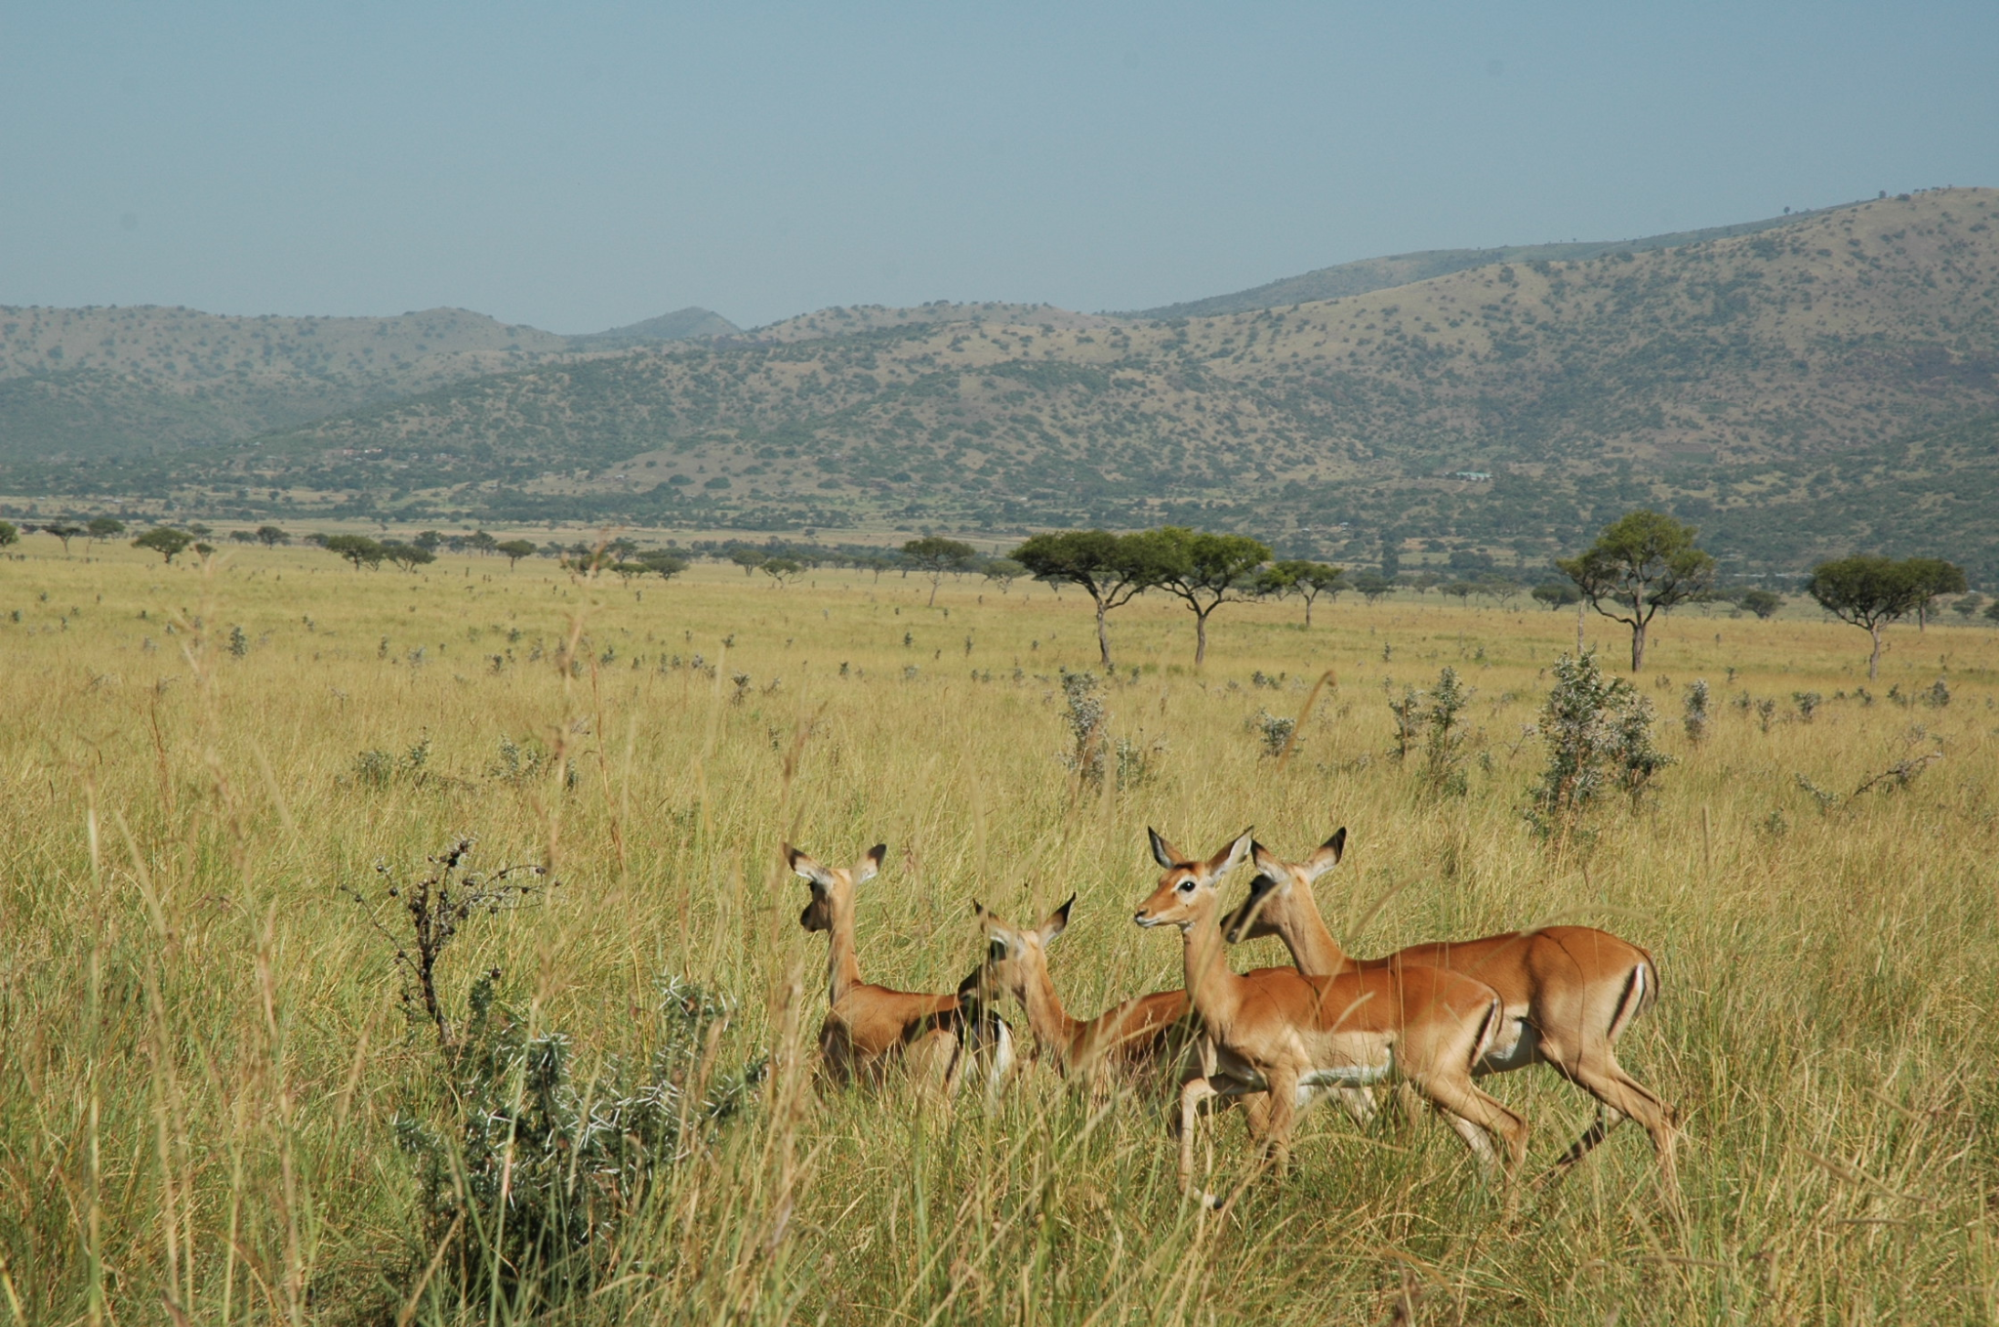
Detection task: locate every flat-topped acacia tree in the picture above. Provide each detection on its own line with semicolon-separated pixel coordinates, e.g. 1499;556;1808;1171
1557;510;1715;671
1258;559;1346;627
901;536;977;606
1011;530;1174;669
1145;527;1272;665
1807;555;1924;678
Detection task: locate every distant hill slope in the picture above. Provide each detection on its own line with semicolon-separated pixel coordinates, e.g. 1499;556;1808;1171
6;189;1997;581
745;301;1122;343
0;305;571;456
567;307;740;348
1132;206;1844;319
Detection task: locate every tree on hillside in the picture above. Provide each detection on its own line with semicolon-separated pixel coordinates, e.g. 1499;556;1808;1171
466;530;498;555
132;527;194;564
255;525;290;547
730;548;766;577
382;542;435;572
496;539;537;569
1557;510;1716;671
1903;557;1967;632
1147;528;1271;665
413;530;444;552
1012;529;1175;669
1807;555;1923;678
325;534;386;571
760;556;803;588
902;536;978;606
42;520;84;554
87;517;126;545
1258;560;1346;627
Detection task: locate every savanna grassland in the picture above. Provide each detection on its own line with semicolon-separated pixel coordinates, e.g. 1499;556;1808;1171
4;541;1998;1324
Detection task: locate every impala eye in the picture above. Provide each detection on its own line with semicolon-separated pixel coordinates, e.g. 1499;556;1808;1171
988;940;1007;963
1177;879;1195;894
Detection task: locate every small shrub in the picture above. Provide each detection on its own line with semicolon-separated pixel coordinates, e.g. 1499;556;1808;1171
1526;650;1673;837
228;624;249;658
1682;678;1710;743
1252;709;1295;758
1388;685;1424;761
1793;691;1822;722
1924;677;1951;707
1423;666;1473;796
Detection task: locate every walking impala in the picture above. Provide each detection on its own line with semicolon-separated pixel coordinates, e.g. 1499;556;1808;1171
1222;828;1677;1185
787;842;1011;1091
1136;829;1527;1187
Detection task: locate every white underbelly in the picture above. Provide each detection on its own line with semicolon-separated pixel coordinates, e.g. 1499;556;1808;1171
1475;1016;1540;1075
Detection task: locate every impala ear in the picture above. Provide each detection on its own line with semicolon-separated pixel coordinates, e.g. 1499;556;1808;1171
1040;894;1075;945
1251;840;1283;874
1224;872;1283;943
1304;827;1347;881
1209;828;1254;878
786;844;835;889
1148;827;1182;869
853;843;886;884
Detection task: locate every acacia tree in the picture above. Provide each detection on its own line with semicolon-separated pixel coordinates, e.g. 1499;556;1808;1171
1557;510;1716;671
325;534;386;570
1146;528;1271;665
87;517;126;545
638;550;689;582
382;542;435;572
1903;557;1968;632
132;527;194;564
759;556;802;588
1012;529;1172;669
902;536;977;606
0;521;19;549
981;557;1026;594
42;520;84;554
1807;555;1923;678
1258;559;1346;627
496;538;537;569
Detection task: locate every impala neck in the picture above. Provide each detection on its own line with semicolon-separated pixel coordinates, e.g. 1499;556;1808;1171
1179;902;1245;1025
825;894;865;1006
1018;964;1085;1067
1273;884;1352;976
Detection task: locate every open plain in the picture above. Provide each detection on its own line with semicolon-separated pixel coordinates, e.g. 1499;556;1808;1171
3;541;1997;1323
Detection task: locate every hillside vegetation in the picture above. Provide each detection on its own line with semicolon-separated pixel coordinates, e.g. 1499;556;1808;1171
5;190;1997;580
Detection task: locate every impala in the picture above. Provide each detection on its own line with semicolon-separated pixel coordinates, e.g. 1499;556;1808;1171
787;842;1011;1092
971;897;1200;1087
1137;829;1527;1186
1222;828;1676;1184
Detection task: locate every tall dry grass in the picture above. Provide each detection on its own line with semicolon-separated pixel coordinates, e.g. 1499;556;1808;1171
1;543;1996;1323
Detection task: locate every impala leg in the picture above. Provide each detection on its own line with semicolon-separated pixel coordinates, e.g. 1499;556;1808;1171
1416;1073;1528;1179
1178;1076;1219;1190
1262;1067;1300;1179
1336;1086;1379;1125
1541;1038;1678;1189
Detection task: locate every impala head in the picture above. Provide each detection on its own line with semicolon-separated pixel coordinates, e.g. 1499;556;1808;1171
1223;827;1347;944
971;896;1074;1004
1133;827;1254;930
784;841;885;932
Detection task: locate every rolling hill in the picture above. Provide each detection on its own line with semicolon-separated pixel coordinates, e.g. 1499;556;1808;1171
1129;207;1837;319
4;189;1996;581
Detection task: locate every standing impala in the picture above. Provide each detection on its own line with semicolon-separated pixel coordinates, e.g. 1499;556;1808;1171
1222;829;1676;1184
1137;829;1527;1187
787;842;1011;1091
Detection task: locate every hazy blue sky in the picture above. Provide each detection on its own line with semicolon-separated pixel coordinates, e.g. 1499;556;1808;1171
4;3;1996;332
